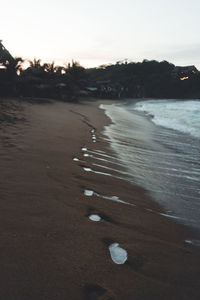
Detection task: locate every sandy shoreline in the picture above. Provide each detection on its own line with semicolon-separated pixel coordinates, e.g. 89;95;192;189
0;97;200;299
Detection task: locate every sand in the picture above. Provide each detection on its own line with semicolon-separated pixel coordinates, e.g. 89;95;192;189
0;97;200;300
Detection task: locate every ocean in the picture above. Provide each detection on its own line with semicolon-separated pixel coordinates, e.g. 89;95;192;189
100;99;200;230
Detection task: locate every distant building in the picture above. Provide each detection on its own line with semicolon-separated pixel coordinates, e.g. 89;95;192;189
172;65;199;80
86;80;127;99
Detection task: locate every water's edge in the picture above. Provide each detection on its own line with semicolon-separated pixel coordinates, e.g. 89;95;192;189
100;100;200;232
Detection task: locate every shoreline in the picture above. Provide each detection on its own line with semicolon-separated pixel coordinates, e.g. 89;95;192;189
0;97;200;299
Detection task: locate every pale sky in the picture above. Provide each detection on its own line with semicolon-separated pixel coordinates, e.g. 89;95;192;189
1;0;200;68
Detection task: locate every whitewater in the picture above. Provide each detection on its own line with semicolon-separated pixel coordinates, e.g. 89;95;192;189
134;99;200;139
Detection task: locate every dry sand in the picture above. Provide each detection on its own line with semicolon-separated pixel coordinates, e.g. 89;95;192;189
0;97;200;300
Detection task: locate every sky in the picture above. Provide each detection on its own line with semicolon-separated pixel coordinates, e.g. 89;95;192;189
1;0;200;68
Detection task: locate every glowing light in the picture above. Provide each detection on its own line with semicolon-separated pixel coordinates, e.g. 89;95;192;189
180;76;189;81
21;61;30;70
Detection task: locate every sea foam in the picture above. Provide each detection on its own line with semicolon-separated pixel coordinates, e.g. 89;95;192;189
134;99;200;139
109;243;128;264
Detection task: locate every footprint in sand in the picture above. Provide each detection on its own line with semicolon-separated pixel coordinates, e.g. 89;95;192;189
83;283;115;300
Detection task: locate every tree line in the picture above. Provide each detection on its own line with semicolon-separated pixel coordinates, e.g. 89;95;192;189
87;60;200;99
1;57;200;100
0;57;87;101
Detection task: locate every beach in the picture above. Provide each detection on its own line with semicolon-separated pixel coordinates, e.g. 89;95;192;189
0;97;200;300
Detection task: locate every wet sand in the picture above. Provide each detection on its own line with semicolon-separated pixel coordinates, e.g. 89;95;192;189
0;97;200;300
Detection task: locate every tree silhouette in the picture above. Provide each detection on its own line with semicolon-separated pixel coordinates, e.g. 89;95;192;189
5;57;24;75
28;58;42;69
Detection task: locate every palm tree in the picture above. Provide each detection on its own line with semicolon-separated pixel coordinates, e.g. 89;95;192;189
28;58;42;69
3;57;24;94
65;60;87;85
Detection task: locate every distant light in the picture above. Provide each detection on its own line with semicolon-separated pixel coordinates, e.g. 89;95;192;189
180;76;189;81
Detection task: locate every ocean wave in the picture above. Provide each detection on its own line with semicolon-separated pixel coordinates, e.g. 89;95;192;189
133;99;200;139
